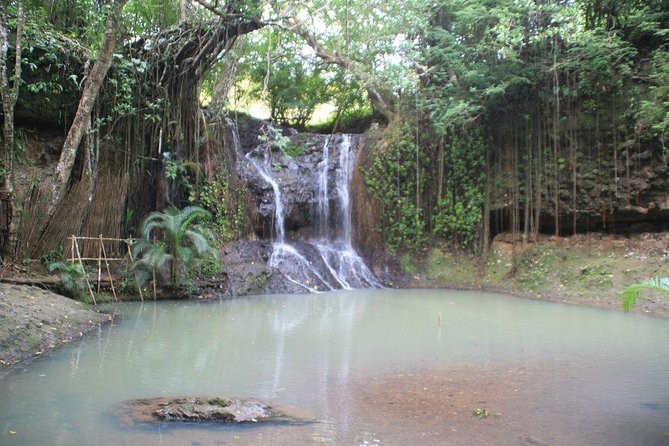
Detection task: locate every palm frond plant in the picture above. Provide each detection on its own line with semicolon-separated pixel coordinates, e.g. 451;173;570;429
622;277;669;312
48;261;90;302
132;206;218;290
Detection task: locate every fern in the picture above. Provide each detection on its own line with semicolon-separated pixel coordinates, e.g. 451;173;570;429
622;277;669;312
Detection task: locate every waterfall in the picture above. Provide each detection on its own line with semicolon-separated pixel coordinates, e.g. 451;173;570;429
314;134;380;289
245;133;380;292
335;134;353;245
316;135;331;238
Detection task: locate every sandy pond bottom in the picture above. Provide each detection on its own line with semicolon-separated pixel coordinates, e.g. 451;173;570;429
1;289;668;445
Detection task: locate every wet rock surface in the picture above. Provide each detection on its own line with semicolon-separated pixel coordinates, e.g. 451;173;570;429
197;240;305;297
111;397;315;426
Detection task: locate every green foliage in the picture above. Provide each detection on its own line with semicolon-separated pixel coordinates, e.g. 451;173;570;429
258;123;289;148
24;0;97;42
282;143;305;158
365;124;427;251
186;253;221;282
165;158;187;182
256;124;304;158
40;244;64;266
14;16;85;124
565;28;637;112
197;174;248;242
473;408;500;419
163;158;199;203
242;28;334;128
308;106;379;134
123;0;181;35
47;261;89;302
106;55;142;119
622;277;669;312
132;206;218;289
578;264;612;290
433;190;482;249
431;128;485;250
637;48;669;144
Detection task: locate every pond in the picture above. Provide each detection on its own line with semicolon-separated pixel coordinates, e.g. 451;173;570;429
1;289;668;445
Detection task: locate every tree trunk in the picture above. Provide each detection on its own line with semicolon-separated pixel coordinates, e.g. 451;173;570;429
0;0;23;257
437;136;444;200
552;38;560;237
209;38;243;109
50;0;128;214
181;0;191;22
482;141;491;259
523;117;531;243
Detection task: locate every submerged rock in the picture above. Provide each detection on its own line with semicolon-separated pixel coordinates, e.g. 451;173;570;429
111;397;315;426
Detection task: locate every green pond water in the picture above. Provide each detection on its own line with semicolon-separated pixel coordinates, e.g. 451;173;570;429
1;289;668;445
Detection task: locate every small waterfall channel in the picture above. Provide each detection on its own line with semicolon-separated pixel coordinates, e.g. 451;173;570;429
244;133;380;292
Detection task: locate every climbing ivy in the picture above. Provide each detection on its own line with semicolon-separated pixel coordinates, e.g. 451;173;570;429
365;123;427;251
197;174;248;242
431;127;485;250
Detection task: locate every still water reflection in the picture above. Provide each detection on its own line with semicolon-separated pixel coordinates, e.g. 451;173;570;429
1;289;668;445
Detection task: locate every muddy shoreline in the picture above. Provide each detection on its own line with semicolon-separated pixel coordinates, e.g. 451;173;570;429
0;283;111;367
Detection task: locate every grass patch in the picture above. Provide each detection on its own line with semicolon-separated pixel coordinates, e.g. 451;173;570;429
578;264;613;290
516;247;555;291
400;253;418;275
483;247;513;285
426;249;479;287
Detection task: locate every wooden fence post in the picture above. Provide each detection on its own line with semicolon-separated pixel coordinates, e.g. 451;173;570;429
73;236;96;305
100;234;118;302
126;241;143;302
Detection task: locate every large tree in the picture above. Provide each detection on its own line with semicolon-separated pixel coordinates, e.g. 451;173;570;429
49;0;129;213
0;0;23;256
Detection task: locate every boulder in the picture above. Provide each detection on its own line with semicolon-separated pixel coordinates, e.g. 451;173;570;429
111;396;315;427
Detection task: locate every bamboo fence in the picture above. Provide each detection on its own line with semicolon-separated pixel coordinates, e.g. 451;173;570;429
68;235;144;304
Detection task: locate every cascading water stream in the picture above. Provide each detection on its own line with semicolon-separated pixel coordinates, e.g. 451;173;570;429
245;147;285;243
336;134;353;244
316;136;331;238
245;133;380;292
314;135;380;289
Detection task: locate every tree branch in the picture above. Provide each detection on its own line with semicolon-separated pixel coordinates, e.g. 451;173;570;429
192;0;246;21
286;18;396;122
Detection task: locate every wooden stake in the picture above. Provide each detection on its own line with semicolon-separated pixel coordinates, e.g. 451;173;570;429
100;234;117;302
97;238;102;294
74;237;96;305
152;267;157;301
152;235;157;301
126;242;143;302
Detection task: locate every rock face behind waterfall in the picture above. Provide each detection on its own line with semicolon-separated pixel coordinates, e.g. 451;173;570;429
238;133;353;238
232;130;381;293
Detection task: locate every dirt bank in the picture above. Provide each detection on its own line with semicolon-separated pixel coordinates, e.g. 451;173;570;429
0;283;110;367
403;232;669;316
